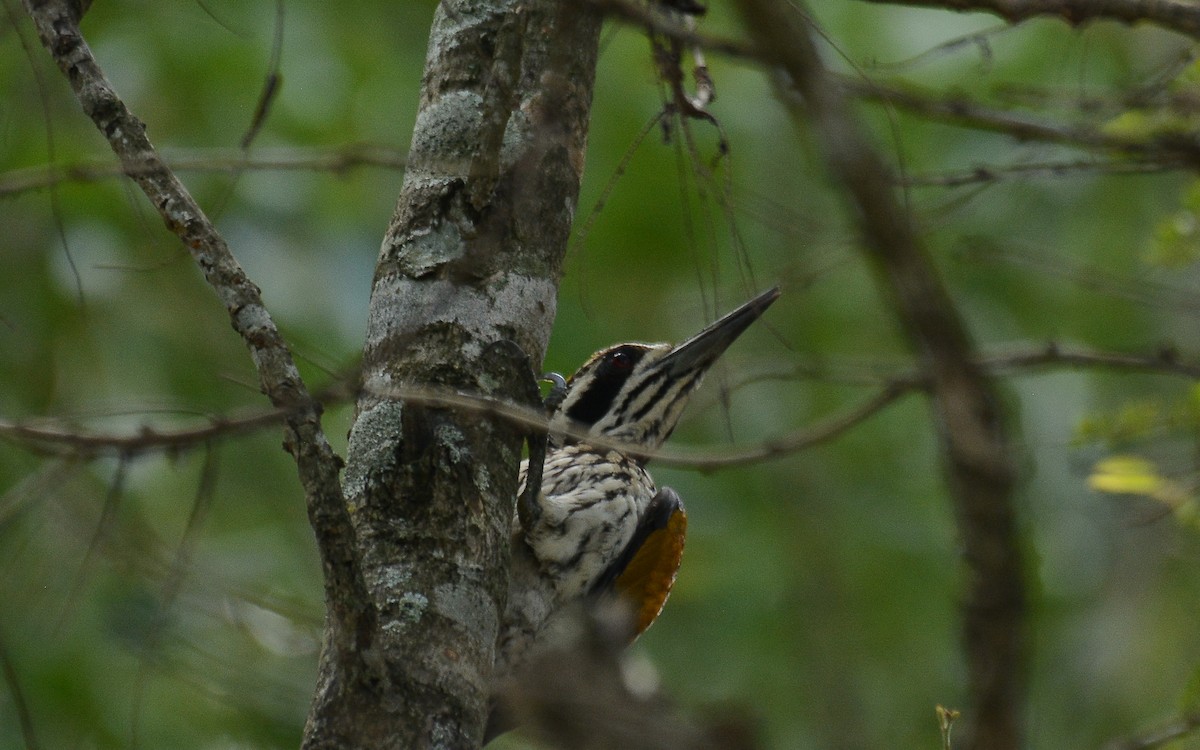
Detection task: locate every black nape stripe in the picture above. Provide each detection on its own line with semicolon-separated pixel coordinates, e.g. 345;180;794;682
565;345;647;426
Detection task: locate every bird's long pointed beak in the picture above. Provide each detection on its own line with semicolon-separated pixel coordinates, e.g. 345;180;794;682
659;287;780;378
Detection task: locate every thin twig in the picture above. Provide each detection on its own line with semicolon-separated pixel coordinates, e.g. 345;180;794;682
0;408;289;457
1102;712;1200;750
899;158;1182;187
19;0;368;659
131;444;220;750
979;342;1200;378
845;77;1200;165
735;3;1026;749
0;373;357;457
585;0;759;59
5;343;1199;466
55;455;128;634
1;382;900;470
1;0;83;303
0;628;41;750
0;144;408;197
856;0;1200;41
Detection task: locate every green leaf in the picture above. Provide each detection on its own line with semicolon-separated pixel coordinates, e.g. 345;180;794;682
1088;455;1164;496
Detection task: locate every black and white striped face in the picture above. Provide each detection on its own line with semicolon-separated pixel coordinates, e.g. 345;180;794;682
549;342;706;449
548;287;781;451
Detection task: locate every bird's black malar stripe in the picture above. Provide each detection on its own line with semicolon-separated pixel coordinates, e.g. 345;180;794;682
630;372;699;423
565;346;647;426
615;368;668;419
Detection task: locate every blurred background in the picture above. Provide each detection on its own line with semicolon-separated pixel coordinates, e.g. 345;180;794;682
3;1;1200;747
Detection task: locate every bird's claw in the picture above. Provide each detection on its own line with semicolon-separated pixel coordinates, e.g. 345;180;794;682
541;371;568;413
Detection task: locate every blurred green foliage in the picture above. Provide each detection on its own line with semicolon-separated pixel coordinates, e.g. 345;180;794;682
3;1;1200;748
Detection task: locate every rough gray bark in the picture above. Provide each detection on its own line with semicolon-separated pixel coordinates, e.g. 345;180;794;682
302;2;603;748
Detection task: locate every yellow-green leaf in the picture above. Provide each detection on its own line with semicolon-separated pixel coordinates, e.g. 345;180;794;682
1088;455;1164;496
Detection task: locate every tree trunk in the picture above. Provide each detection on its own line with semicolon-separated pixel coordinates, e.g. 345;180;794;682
302;2;603;747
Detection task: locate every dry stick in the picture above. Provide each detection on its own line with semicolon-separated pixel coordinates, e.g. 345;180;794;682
4;343;1199;465
19;1;370;660
0;408;289;457
856;0;1200;41
735;3;1026;750
899;158;1181;188
1102;712;1200;750
132;444;220;750
586;0;758;59
0;145;408;197
590;0;1200;168
844;77;1200;165
0;629;41;750
0;382;901;470
54;454;128;635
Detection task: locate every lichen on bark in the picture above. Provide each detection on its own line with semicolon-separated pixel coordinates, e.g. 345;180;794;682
302;2;603;747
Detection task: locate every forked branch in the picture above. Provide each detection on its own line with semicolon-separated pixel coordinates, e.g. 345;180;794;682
18;0;369;656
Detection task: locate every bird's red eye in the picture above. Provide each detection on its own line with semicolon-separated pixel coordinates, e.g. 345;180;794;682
608;350;632;369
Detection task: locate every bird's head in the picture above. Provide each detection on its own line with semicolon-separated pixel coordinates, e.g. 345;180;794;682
548;288;779;452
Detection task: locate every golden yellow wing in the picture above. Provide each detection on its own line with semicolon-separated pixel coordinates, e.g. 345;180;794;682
594;487;687;638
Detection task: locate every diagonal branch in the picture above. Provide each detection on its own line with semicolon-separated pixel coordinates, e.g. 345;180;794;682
0;627;41;750
18;0;370;658
735;2;1026;749
1102;711;1200;750
856;0;1200;40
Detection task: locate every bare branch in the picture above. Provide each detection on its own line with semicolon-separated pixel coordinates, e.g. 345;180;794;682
768;343;1200;385
0;375;357;458
1102;712;1200;750
55;455;127;633
18;0;369;660
856;0;1200;41
682;385;912;468
4;342;1196;470
735;3;1026;749
371;381;913;470
979;342;1200;378
0;409;290;457
846;78;1200;165
494;602;756;750
0;143;407;197
584;0;759;59
0;628;41;750
899;158;1183;187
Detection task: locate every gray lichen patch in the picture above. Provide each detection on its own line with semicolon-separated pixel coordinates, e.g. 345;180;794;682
364;274;556;366
434;580;499;652
395;591;429;626
402;217;468;278
375;563;414;592
473;462;491;493
233;302;273;336
434;421;469;464
343;400;406;502
408;89;483;172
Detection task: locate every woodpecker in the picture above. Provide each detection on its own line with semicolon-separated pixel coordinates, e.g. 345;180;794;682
492;287;780;701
